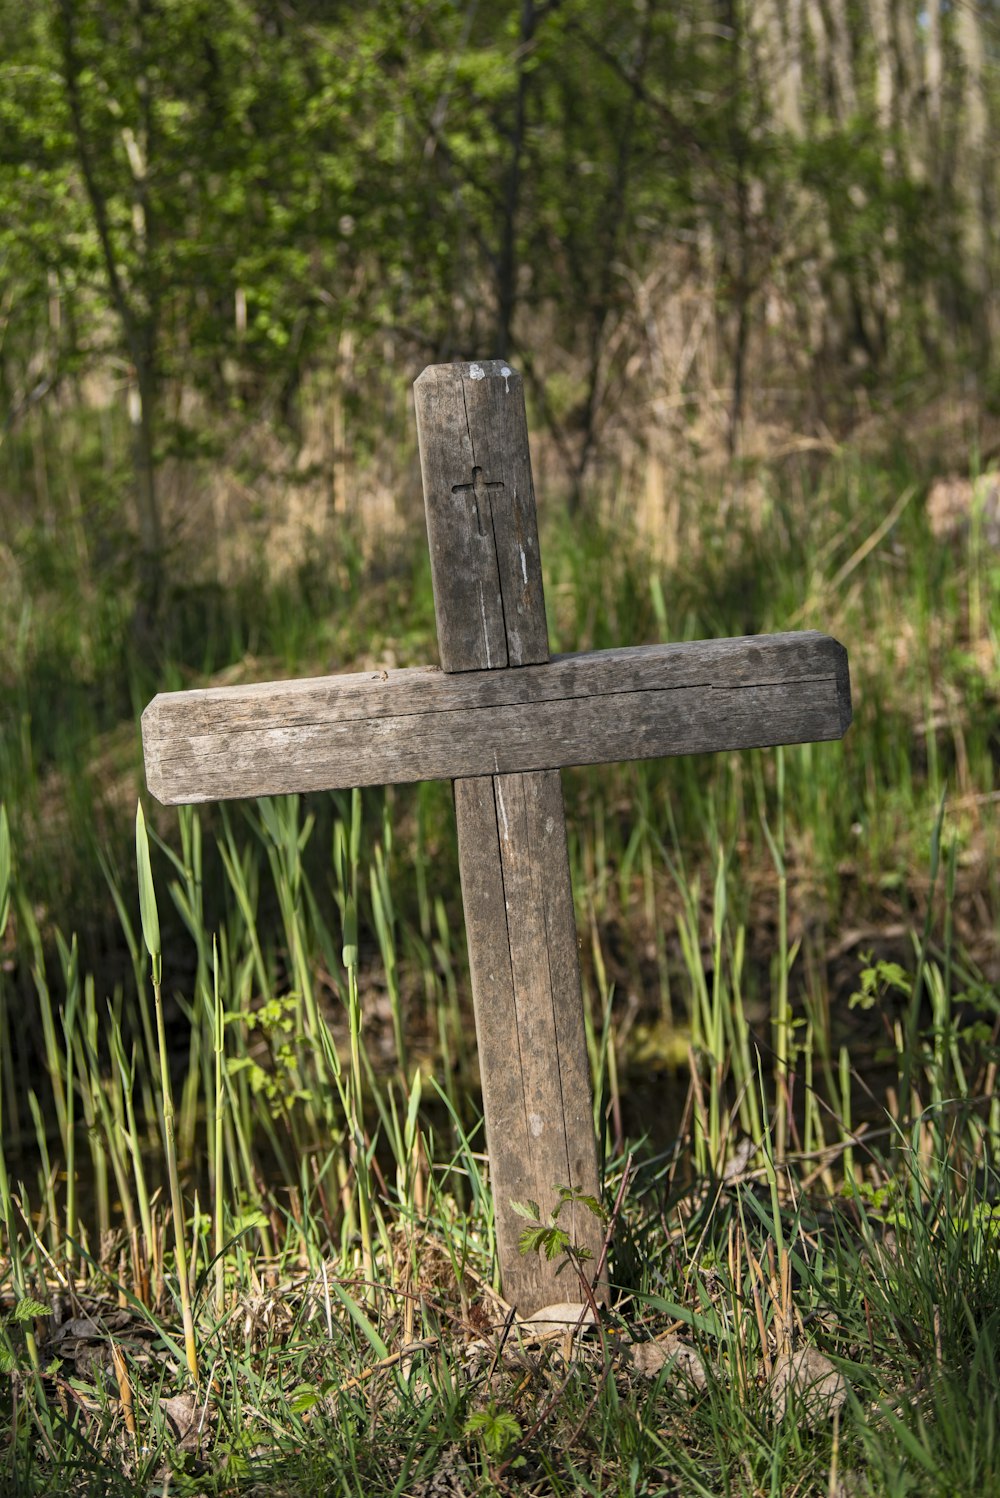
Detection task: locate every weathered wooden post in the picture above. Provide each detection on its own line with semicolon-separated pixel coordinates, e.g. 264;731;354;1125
142;360;852;1314
413;362;605;1308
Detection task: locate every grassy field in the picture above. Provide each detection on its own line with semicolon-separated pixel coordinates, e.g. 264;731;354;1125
0;423;998;1494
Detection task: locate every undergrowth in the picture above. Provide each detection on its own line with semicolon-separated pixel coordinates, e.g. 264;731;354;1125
0;441;997;1492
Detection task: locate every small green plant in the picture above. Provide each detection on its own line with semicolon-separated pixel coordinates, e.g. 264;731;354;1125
0;1296;50;1375
464;1401;523;1461
512;1185;608;1276
849;952;913;1011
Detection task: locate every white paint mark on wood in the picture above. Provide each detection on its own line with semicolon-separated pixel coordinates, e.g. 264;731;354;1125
469;363;485;380
478;582;491;667
496;775;510;841
545;816;554;834
520;547;528;584
501;365;512;392
528;1113;544;1137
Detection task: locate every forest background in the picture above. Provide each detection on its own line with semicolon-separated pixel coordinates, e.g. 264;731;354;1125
0;3;999;1491
2;0;998;919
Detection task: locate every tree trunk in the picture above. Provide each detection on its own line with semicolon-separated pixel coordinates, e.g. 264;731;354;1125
954;3;993;358
130;347;163;633
751;0;803;137
869;0;894;139
924;0;942;131
496;0;535;358
825;0;856;118
57;0;164;621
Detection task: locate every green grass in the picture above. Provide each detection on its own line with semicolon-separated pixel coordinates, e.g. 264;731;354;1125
0;432;997;1492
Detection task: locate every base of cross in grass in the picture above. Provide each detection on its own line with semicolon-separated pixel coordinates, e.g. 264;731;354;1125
142;359;852;1315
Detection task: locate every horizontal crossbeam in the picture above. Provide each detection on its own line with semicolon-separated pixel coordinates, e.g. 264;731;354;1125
142;631;851;805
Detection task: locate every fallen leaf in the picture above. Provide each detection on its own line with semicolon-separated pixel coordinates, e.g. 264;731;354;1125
626;1334;708;1394
519;1302;597;1338
48;1316;102;1342
770;1346;847;1427
160;1392;204;1451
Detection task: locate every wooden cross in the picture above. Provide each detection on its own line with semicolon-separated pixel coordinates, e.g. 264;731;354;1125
142;360;852;1314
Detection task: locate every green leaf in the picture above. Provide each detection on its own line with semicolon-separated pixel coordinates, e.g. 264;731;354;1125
581;1194;608;1221
543;1228;571;1262
331;1279;389;1359
464;1405;522;1457
135;802;161;980
230;1209;270;1234
517;1224;571;1261
289;1385;321;1414
554;1188;607;1222
0;803;10;940
634;1292;723;1339
517;1226;549;1256
14;1297;51;1322
510;1199;541;1222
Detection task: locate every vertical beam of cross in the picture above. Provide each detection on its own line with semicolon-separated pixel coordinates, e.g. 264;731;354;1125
414;361;606;1314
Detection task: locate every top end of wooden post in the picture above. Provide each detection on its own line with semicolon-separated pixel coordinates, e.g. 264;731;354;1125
413;358;547;673
414;359;521;393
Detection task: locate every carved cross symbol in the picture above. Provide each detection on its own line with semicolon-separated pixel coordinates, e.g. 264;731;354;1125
142;361;852;1315
452;465;504;536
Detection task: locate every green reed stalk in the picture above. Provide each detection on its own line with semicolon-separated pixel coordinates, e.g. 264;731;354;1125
839;1046;855;1190
673;871;711;1175
414;783;434;949
25;1091;57;1255
108;1009;153;1253
707;851;727;1168
332;791;373;1273
98;848;158;1127
59;944;111;1249
136;802;198;1383
372;833;406;1075
0;811;40;1374
801;1023;819;1160
18;899;67;1160
434;895;467;1095
211;939;225;1315
723;920;762;1147
157;806;210;1160
755;1051;786;1287
63;976;78;1263
219;810;271;1007
258;796;323;1050
342;893;373;1284
0;806;17;1143
215;930;275;1259
758;748;792;1166
901;793;946;1122
76;1001;138;1251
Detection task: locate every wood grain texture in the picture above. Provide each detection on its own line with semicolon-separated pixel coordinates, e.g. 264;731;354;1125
414;361;548;672
455;772;606;1313
143;633;851;804
416;361;602;1315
